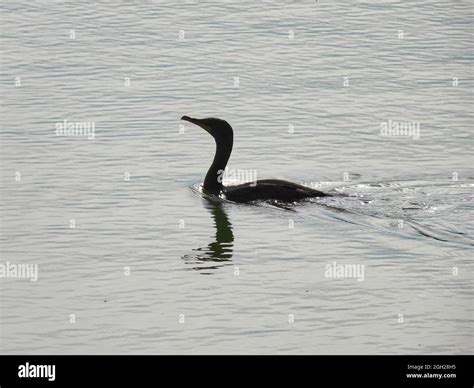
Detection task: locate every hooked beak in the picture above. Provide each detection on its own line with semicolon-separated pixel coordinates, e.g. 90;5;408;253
181;116;211;133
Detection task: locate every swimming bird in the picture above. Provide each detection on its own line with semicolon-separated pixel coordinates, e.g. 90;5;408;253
181;116;331;203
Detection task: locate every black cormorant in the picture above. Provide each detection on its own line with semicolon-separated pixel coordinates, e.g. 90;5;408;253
181;116;331;203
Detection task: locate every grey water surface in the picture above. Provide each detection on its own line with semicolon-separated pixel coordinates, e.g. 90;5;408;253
0;0;473;354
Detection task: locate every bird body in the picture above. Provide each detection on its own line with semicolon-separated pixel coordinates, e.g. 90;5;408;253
224;179;329;203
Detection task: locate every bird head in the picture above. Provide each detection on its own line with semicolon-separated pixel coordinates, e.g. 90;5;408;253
181;116;233;145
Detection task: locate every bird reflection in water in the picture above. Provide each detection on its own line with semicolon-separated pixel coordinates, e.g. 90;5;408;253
182;199;234;274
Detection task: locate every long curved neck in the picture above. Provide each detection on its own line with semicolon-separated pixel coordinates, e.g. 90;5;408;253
204;137;233;195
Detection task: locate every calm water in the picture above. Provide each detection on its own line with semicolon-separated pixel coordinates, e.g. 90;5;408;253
1;1;473;354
